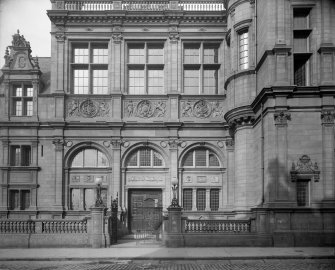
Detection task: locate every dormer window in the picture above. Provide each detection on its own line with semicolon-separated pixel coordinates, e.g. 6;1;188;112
11;84;33;116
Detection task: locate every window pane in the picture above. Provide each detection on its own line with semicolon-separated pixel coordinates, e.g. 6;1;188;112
129;46;145;64
195;149;206;166
196;189;206;211
71;189;81;210
204;69;217;94
183;189;193;210
84;149;97;167
239;32;249;70
15;87;22;97
9;190;20;210
182;152;193;167
184;69;199;94
297;181;309;206
148;69;164;94
93;69;108;94
140;148;151;167
148;45;164;63
74;69;89;94
127;152;138;166
93;48;108;64
210;189;219;211
72;150;84;167
153;151;163;167
129;69;145;94
184;45;200;64
84;188;95;210
97;151;108;167
10;146;20;166
21;146;31;166
204;46;218;64
15;100;22;116
74;48;89;63
26;101;33;116
209;152;220;166
25;87;33;97
21;190;30;210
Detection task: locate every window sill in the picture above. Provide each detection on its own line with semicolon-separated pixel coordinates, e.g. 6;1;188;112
0;166;40;171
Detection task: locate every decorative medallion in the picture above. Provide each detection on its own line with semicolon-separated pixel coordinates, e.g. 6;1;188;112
124;99;166;118
67;99;110;118
290;155;320;182
181;100;224;118
18;56;26;68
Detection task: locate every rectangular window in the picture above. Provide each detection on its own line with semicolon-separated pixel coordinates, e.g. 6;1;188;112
127;42;165;94
196;189;206;211
12;85;33;116
210;189;219;211
183;42;220;94
293;9;309;29
10;145;31;166
297;181;309;206
183;189;193;210
9;190;30;210
239;31;249;70
71;42;108;94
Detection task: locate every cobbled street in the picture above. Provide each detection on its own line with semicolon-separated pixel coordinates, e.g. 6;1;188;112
0;259;334;270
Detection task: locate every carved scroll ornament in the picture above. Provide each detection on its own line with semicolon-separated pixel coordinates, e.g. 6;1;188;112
290;155;320;182
67;98;110;118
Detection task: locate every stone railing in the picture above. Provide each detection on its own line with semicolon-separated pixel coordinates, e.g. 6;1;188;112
184;219;251;233
0;219;87;234
0;220;36;234
61;0;225;11
41;220;88;234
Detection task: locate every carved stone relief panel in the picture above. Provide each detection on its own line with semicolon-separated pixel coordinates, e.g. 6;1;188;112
66;98;111;118
181;99;224;119
124;99;167;119
126;173;165;186
182;174;222;186
70;174;108;185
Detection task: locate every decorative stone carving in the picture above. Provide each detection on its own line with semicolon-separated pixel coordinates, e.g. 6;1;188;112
217;141;225;148
112;33;123;44
225;139;234;149
12;30;30;47
229;115;255;129
124;100;166;118
169;32;180;43
55;33;65;42
181;100;224;119
56;1;65;10
67;98;111;118
52;139;66;151
18;56;26;68
321;110;335;125
274;111;291;126
290;155;320;182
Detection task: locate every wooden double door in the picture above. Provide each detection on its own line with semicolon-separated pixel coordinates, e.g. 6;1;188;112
128;189;163;234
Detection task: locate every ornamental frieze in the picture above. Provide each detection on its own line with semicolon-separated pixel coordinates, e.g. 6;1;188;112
181;99;224;119
67;98;111;118
124;100;167;118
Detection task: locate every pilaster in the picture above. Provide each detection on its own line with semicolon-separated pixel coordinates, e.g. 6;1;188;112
225;139;235;209
52;138;65;210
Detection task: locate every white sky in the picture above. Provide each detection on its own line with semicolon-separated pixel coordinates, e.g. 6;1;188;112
0;0;51;68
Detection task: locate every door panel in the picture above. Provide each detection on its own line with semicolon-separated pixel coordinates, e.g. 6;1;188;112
129;189;162;234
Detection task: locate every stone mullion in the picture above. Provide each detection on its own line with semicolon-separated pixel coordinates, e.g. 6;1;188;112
205;188;210;211
32;80;39;118
3;80;10;121
0;140;9;210
321;110;335;200
192;188;197;211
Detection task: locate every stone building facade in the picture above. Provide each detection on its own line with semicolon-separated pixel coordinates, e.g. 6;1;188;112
0;0;334;246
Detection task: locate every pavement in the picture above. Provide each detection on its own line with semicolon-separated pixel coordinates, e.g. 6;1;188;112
0;244;334;261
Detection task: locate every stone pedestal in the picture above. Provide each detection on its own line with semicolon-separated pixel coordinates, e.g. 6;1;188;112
90;207;106;248
165;203;184;247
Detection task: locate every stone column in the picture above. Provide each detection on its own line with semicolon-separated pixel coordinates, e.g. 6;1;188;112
111;139;122;209
274;110;291;201
321;110;335;200
225;139;235;208
90;207;106;248
168;26;180;93
111;28;123;93
52;138;65;210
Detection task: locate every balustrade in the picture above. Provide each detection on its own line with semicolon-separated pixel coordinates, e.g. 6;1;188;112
61;0;225;11
42;220;87;233
185;219;251;233
0;220;35;234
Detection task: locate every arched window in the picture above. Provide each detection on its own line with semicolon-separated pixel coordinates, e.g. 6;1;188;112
182;147;220;168
126;147;164;168
71;148;109;168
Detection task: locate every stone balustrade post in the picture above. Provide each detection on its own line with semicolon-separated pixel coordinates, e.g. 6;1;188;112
90;207;106;248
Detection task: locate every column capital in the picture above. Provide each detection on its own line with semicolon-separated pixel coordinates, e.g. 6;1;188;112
321;109;335;126
274;110;291;126
52;138;66;151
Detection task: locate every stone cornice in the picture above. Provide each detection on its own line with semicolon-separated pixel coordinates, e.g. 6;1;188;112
224;105;255;129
